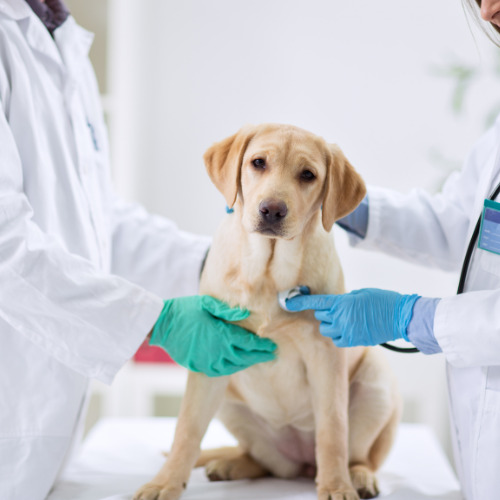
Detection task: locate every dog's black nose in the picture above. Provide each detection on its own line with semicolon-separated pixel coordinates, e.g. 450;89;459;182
259;199;288;223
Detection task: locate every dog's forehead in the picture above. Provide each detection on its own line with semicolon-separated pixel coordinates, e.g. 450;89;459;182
247;126;326;165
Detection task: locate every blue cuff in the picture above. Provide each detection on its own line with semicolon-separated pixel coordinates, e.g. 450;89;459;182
336;195;369;239
406;297;442;354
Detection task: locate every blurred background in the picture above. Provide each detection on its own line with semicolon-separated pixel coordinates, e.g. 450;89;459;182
66;0;500;470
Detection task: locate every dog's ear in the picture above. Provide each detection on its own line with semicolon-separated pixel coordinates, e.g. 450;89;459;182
322;144;366;232
203;126;257;208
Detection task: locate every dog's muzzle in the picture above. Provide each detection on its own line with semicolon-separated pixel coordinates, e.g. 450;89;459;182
256;199;288;236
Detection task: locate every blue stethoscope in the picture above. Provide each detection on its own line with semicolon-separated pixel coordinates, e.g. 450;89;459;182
383;180;500;354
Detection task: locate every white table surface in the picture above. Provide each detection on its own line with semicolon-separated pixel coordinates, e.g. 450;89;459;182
48;418;462;500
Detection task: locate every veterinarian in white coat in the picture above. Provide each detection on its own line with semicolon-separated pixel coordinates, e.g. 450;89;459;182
286;1;500;499
0;2;275;499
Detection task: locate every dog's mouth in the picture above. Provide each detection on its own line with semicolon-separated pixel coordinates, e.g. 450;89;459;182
254;223;287;238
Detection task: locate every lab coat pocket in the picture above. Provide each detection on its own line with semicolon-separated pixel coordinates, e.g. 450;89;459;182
479;248;500;277
474;368;500;498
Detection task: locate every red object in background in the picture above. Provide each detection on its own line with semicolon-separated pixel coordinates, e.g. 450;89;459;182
133;339;176;364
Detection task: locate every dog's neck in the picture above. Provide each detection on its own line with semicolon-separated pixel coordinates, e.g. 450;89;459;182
241;232;305;293
200;206;332;318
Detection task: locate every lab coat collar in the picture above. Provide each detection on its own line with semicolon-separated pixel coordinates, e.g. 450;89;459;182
0;0;94;79
0;0;33;21
1;0;63;69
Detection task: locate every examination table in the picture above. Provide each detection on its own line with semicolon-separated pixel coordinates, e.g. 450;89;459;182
48;417;461;500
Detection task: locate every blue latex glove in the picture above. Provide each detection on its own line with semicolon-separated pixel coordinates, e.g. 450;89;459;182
150;295;277;376
285;288;420;347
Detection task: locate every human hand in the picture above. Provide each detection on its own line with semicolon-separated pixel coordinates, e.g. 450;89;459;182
150;295;277;376
285;288;420;347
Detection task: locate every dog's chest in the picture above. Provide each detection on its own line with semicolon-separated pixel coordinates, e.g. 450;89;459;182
228;328;317;430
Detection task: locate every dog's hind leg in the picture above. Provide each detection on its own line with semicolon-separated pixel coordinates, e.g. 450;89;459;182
216;399;304;479
196;446;269;480
201;448;270;481
195;447;242;467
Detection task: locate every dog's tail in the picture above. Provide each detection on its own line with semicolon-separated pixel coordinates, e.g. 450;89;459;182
195;446;243;467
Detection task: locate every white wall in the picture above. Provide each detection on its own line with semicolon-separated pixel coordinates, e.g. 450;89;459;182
106;0;499;464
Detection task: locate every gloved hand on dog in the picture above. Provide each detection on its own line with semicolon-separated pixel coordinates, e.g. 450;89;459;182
150;295;277;376
285;288;420;347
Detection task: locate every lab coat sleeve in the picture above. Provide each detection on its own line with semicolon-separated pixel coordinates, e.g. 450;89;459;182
0;112;164;384
353;182;471;271
434;290;500;367
349;126;496;271
110;198;211;299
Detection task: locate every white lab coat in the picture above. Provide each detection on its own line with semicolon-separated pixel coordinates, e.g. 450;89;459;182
0;2;210;499
353;115;500;498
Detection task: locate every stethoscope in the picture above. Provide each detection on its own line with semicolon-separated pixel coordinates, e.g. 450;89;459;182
381;179;500;354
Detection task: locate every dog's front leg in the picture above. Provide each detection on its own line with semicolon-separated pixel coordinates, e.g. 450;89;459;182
134;372;229;500
297;331;358;500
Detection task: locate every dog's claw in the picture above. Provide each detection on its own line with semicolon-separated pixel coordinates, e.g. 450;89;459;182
358;487;379;499
207;472;224;482
350;465;379;499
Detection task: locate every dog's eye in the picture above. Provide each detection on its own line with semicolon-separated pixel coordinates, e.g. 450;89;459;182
252;158;266;169
300;170;316;182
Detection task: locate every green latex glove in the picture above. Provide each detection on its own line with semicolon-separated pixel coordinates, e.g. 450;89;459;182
150;295;277;376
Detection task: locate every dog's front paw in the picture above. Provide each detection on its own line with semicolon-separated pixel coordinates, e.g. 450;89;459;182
133;481;184;500
317;485;359;500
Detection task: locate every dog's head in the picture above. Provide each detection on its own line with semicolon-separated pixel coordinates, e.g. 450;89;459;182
204;124;366;239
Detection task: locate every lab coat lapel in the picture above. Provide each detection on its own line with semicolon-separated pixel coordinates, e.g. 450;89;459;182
2;0;67;90
487;122;500;201
16;8;65;70
54;16;94;81
466;121;500;247
53;17;94;107
3;1;94;93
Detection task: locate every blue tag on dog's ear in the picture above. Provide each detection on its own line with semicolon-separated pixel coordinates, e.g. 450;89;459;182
478;199;500;255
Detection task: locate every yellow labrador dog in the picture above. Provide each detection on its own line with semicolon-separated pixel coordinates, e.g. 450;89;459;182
134;124;401;500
